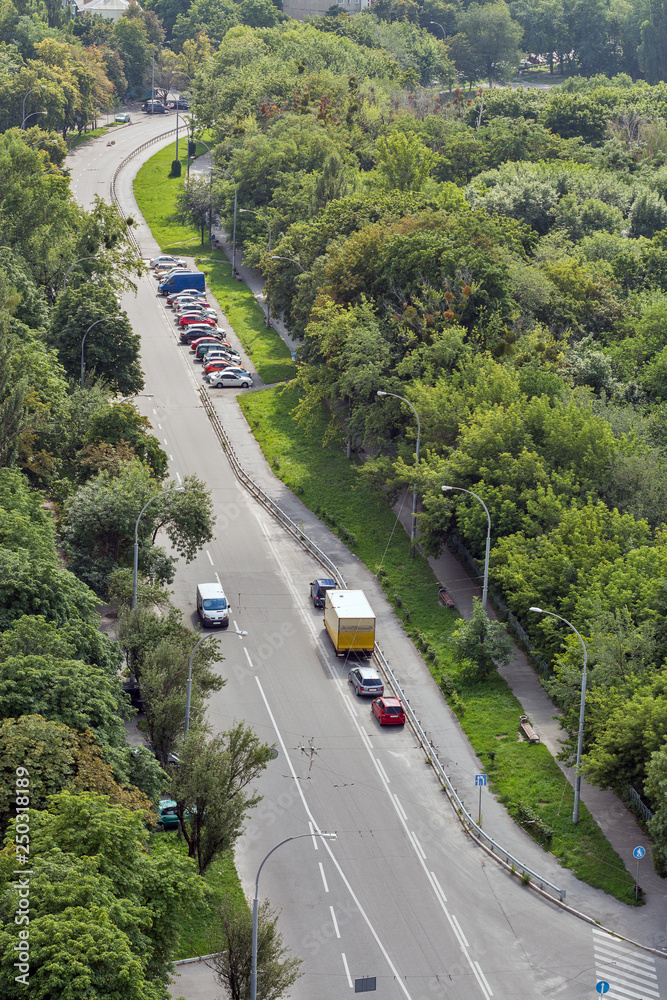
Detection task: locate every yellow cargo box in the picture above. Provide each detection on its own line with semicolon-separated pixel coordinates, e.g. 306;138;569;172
323;590;376;656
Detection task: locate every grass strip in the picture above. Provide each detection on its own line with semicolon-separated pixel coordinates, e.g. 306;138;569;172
154;837;246;961
240;383;637;904
133;141;295;385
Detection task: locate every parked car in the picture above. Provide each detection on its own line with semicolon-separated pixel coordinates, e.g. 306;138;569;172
167;289;207;306
200;346;240;363
180;327;227;344
348;666;384;697
167;99;190;110
203;361;248;377
174;299;211;314
179;314;217;329
372;697;405;726
206;370;253;389
193;337;232;361
190;334;231;350
310;579;336;608
143;101;167;114
203;356;243;373
150;254;186;270
157;799;179;830
115;112;131;124
175;306;217;322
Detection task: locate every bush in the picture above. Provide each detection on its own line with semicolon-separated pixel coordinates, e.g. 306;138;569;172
171;159;182;178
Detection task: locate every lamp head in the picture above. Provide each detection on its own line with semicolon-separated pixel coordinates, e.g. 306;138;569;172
441;485;452;493
320;832;337;840
376;390;387;397
529;606;543;613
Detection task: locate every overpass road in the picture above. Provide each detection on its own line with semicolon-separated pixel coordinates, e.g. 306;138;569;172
66;118;667;1000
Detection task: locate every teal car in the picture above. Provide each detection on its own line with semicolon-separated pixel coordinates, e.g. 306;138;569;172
157;799;179;830
115;113;131;124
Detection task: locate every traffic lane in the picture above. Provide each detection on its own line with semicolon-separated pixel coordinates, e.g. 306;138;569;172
67;115;178;208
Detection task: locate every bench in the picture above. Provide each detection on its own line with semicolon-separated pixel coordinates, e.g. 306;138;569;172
438;587;455;609
519;715;540;743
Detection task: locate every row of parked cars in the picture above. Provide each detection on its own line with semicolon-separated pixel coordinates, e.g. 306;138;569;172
162;281;255;389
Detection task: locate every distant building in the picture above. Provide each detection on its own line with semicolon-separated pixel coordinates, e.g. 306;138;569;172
71;0;132;20
283;0;370;19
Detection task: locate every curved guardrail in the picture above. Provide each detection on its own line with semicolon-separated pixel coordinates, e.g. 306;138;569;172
198;388;346;588
110;127;178;254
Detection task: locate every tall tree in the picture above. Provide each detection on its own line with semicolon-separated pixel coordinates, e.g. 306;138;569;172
639;0;667;81
207;896;303;1000
171;724;274;874
457;2;523;86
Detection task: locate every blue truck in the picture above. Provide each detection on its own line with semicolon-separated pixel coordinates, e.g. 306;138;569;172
158;271;205;296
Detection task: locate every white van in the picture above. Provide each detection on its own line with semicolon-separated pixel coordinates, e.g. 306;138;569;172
196;583;231;628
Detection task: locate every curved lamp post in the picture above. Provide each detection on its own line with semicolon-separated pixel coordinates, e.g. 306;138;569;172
441;485;491;611
174;111;190;167
131;486;185;609
251;833;337;1000
217;166;238;277
64;255;100;293
377;390;420;558
270;255;304;272
184;626;248;734
529;606;588;824
80;315;115;389
240;208;272;327
21;87;43;129
21;110;47;130
430;19;447;40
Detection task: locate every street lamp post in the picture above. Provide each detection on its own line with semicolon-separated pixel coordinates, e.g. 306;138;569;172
64;255;100;293
270;255;304;272
80;315;115;389
21;87;43;129
21;111;47;130
377;390;420;558
240;208;272;327
250;833;337;1000
174;112;190;168
184;626;248;734
441;485;491;611
218;166;238;277
529;607;588;824
430;19;447;40
131;486;185;609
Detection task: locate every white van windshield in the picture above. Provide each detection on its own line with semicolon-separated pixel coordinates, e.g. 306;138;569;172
203;598;227;611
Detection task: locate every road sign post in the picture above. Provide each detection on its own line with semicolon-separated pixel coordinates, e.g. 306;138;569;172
475;774;487;826
633;845;646;901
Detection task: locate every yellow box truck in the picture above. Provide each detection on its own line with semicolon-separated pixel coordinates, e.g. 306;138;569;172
324;590;376;656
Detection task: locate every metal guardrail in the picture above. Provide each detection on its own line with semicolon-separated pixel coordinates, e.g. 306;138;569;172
110;128;178;254
198;388;346;588
198;386;566;903
628;784;654;822
373;644;566;901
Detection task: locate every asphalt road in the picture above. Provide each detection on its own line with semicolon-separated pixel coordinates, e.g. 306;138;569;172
66;118;667;1000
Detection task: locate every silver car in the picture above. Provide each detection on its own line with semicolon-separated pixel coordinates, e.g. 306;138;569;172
348;666;384;697
206;370;253;389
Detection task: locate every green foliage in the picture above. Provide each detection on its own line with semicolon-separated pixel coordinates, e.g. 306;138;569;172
207;896;303;1000
450;597;513;679
375;129;439;191
171;724;274;874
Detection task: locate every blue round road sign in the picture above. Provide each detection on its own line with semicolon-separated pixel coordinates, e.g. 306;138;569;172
633;846;646;860
595;982;610;995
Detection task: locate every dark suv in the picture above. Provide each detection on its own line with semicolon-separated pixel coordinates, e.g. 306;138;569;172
143;101;167;114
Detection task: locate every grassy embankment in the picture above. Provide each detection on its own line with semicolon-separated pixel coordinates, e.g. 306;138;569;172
135;142;636;904
133;140;295;385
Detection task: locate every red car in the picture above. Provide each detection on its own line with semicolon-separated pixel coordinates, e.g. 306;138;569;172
179;314;216;329
372;697;406;726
